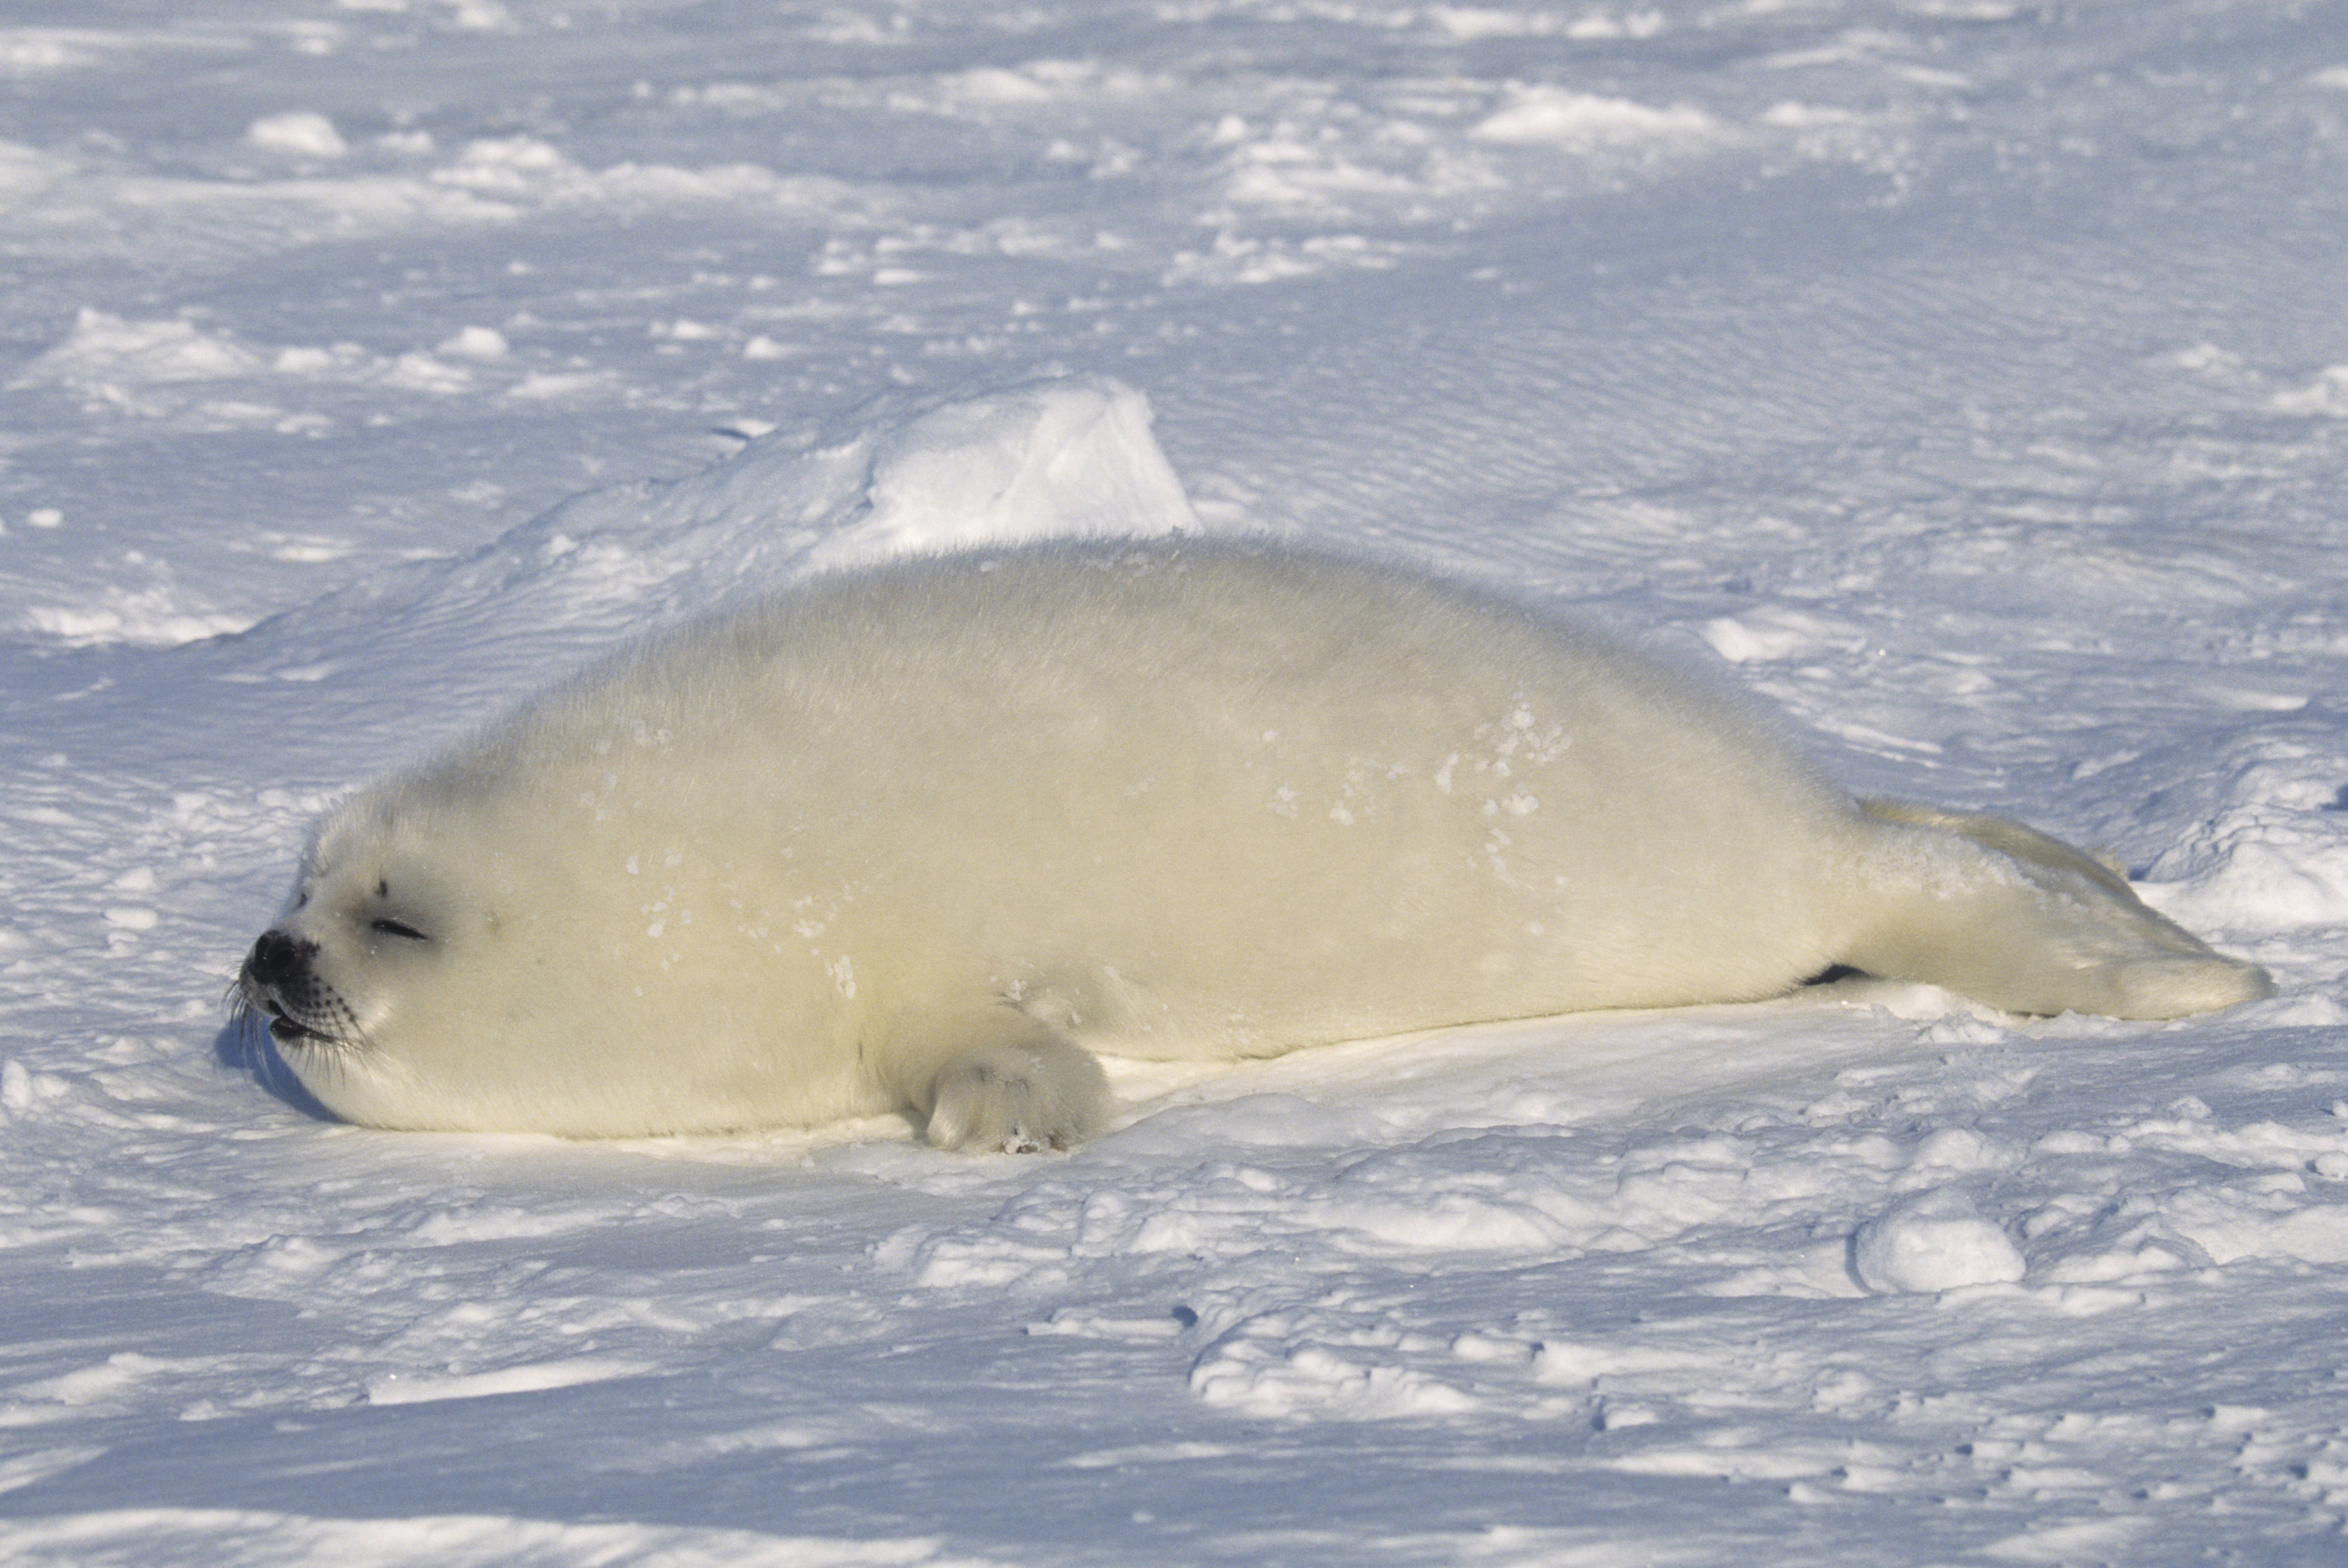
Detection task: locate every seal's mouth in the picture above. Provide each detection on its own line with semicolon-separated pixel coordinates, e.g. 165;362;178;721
246;988;340;1048
267;1014;337;1047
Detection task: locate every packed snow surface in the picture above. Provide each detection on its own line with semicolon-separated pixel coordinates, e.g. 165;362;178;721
4;1;2348;1563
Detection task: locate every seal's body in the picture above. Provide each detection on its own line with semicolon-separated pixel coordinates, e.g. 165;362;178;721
239;540;2269;1149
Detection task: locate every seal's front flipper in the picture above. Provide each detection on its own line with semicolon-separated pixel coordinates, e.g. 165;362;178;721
922;1032;1112;1154
1842;799;2271;1020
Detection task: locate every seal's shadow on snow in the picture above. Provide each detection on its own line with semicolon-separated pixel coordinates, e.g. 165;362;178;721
213;1013;340;1123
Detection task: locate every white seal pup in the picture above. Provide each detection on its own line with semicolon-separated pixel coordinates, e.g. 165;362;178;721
238;538;2270;1150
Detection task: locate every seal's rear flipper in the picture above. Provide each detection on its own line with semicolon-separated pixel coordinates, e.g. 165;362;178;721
919;1030;1112;1153
1840;799;2272;1020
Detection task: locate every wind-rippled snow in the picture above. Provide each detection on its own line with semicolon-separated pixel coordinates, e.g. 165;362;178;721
3;2;2347;1564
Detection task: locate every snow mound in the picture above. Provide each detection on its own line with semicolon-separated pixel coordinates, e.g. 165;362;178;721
245;112;347;159
1851;1188;2028;1294
12;309;269;390
22;583;254;648
1472;87;1716;150
2137;738;2348;937
220;374;1210;723
421;371;1189;614
810;375;1200;568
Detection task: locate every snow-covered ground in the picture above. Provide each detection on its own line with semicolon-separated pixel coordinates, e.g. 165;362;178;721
5;1;2348;1562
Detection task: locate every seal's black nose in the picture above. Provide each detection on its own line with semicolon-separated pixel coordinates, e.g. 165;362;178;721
245;930;313;988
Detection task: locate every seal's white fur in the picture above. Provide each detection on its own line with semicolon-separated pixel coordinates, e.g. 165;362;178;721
239;538;2270;1149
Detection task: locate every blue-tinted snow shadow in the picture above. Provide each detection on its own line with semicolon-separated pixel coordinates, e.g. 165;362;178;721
212;1011;340;1123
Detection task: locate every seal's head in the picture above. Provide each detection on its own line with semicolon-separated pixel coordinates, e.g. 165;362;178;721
231;769;596;1126
232;757;859;1138
235;793;514;1127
